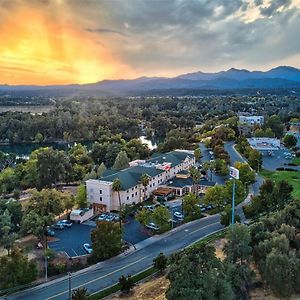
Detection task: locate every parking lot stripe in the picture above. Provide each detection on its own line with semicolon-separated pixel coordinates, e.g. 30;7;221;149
72;248;78;256
45;255;148;300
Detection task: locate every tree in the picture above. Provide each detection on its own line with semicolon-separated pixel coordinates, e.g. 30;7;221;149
119;275;134;294
112;178;122;228
224;224;252;264
136;208;152;226
220;205;240;227
265;115;284;138
283;134;297;148
189;166;201;193
35;147;68;189
140;173;150;202
112;151;129;170
90;221;122;262
182;193;200;220
234;162;255;186
153;252;168;273
248;148;262;172
203;161;215;181
152;206;171;232
214;159;228;176
75;184;87;208
71;287;89;300
0;168;19;194
0;209;17;255
194;148;202;161
204;185;226;206
97;162;107;177
0;249;37;289
167;244;234;300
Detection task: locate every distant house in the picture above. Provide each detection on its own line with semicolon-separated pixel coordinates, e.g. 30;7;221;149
239;115;264;126
86;150;195;213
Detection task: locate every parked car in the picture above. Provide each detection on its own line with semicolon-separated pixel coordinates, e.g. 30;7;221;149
57;220;72;228
52;223;64;230
83;243;93;254
98;213;107;221
161;202;170;208
146;222;160;231
144;205;154;212
174;212;184;220
105;215;115;222
46;228;55;237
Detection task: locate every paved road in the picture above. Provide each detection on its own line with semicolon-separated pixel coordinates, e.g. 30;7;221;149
224;141;263;195
5;142;263;300
6;215;222;300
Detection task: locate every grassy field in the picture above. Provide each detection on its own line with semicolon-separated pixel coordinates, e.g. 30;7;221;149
292;157;300;166
260;170;300;199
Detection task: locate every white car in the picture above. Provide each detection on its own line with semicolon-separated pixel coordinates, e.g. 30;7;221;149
146;222;160;231
174;212;184;220
83;243;93;254
98;213;107;221
57;220;72;228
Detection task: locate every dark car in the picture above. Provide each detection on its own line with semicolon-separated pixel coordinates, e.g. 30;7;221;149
46;228;55;237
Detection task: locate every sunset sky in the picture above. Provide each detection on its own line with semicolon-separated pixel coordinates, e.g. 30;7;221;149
1;0;300;85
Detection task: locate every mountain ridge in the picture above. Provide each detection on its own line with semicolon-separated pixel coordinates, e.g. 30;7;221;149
1;66;300;95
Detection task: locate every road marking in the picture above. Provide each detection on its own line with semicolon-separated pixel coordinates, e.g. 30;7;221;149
189;222;219;235
72;248;78;256
45;256;148;300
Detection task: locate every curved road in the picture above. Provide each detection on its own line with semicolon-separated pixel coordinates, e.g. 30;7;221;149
5;215;223;300
5;142;264;300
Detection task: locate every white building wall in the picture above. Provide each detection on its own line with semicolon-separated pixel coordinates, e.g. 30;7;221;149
239;116;264;126
86;154;195;213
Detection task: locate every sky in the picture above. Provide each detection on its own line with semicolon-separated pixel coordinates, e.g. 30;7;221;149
0;0;300;85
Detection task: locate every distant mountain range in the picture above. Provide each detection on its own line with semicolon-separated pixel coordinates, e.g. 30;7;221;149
1;66;300;96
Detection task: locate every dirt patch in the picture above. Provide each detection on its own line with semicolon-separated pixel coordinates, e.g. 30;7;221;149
212;238;227;261
108;275;169;300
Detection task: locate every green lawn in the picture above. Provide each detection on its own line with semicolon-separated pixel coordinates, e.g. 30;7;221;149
260;170;300;199
292;157;300;166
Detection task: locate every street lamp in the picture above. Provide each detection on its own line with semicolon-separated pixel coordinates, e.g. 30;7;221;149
44;255;49;282
68;272;72;300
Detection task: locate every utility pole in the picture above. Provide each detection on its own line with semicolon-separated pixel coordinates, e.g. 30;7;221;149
68;272;72;300
229;167;239;225
231;179;236;225
45;255;48;282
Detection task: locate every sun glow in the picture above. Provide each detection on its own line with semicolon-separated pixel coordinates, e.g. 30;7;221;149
0;7;132;85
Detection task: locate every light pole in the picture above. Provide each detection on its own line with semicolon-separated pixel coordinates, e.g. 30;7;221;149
44;255;49;282
229;167;239;225
68;272;72;300
231;179;236;225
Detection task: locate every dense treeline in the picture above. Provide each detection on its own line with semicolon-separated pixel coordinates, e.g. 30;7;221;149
0;95;299;144
167;198;300;299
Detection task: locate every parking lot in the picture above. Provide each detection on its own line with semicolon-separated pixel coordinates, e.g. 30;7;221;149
49;215;151;257
261;148;299;171
49;223;93;257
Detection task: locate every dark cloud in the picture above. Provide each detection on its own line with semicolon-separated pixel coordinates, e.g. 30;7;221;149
260;0;292;17
85;28;127;36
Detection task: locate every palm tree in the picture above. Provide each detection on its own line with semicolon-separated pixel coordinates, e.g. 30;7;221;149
140;173;150;203
189;166;201;194
71;287;89;300
112;178;122;229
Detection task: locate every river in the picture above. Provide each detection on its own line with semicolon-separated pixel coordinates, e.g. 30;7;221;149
0;136;158;157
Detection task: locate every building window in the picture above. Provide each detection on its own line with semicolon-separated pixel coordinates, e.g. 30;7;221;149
127;196;129;200
132;188;134;191
99;190;102;194
99;197;102;201
135;192;137;196
132;194;134;198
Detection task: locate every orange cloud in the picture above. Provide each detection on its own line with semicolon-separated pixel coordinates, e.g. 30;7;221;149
0;6;135;85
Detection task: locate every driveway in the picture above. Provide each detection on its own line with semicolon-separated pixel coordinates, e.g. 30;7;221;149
199;143;226;185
